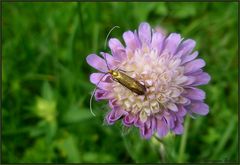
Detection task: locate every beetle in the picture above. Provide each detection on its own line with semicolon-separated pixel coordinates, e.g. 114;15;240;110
108;69;146;95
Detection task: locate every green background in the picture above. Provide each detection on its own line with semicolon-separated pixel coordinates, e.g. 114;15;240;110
2;2;238;163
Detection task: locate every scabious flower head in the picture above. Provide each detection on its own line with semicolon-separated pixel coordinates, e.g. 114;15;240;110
86;22;210;139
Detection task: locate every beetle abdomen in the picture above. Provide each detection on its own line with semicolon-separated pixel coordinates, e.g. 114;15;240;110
111;71;146;95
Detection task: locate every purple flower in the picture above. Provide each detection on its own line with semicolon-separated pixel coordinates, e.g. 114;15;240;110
86;22;210;139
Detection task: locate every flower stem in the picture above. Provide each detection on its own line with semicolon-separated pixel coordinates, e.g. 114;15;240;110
178;115;190;163
153;134;166;162
153;134;163;143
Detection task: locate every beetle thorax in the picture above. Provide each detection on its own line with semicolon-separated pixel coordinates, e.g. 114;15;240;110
109;70;118;77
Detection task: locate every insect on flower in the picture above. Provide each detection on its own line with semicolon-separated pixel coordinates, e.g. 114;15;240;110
86;22;211;139
88;26;147;116
108;70;146;95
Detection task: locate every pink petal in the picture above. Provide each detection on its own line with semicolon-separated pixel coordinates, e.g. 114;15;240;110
167;102;178;112
90;73;108;84
175;39;196;57
184;59;206;74
108;38;126;61
98;82;112;90
175;76;188;85
163;115;175;129
176;105;187;117
183;76;196;86
184;87;206;100
188;101;209;115
106;109;127;124
151;32;165;54
123;113;136;126
86;54;108;72
191;72;211;86
109;99;118;109
100;52;119;69
155;113;164;120
134;117;144;127
156;119;169;138
145;119;151;129
94;89;112;101
151;117;157;132
181;51;199;64
123;31;140;50
188;69;203;76
138;22;151;45
90;73;112;90
172;122;184;134
140;122;153;139
163;33;182;55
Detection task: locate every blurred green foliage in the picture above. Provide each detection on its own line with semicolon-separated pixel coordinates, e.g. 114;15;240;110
2;2;238;163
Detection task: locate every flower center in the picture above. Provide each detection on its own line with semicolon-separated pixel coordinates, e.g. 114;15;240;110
112;48;188;122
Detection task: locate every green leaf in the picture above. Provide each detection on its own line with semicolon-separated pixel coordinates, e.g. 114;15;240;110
168;3;198;19
155;3;168;15
62;105;93;123
54;134;81;163
21;138;54;163
42;81;54;100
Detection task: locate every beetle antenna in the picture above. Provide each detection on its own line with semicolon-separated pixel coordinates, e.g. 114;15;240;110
90;73;108;116
90;87;97;116
103;25;120;71
104;25;120;50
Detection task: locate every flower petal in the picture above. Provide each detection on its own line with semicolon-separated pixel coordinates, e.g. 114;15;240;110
90;73;108;84
109;99;118;109
172;122;184;134
140;122;153;139
176;105;187;117
175;39;196;57
100;52;119;69
138;22;151;45
163;33;182;55
94;89;112;101
134;117;144;127
184;87;206;101
106;109;127;124
183;76;196;86
188;101;209;115
123;113;136;126
123;31;140;50
163;113;176;129
191;72;211;86
184;59;206;74
166;102;178;112
151;32;165;54
175;76;189;85
86;54;108;72
90;73;112;90
140;110;148;123
151;117;157;132
98;82;112;90
108;38;126;61
181;51;198;64
156;119;169;138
